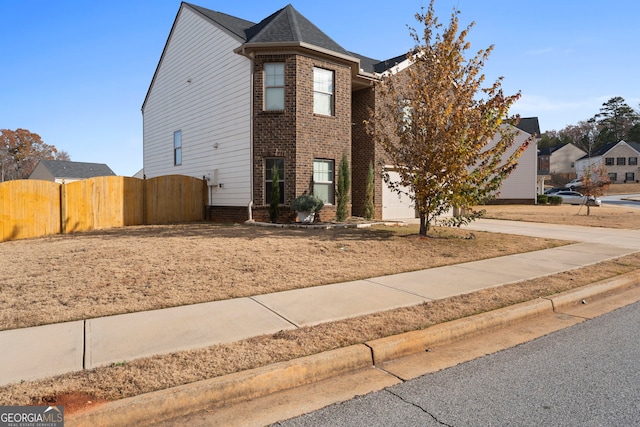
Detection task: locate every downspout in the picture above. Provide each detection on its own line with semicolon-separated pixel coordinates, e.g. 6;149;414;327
246;47;255;222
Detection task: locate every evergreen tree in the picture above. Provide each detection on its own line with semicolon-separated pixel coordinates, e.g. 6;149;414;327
336;153;350;221
269;164;280;223
363;161;375;220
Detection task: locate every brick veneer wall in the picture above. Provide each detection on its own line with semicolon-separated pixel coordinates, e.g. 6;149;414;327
252;52;352;222
253;54;298;207
352;86;385;219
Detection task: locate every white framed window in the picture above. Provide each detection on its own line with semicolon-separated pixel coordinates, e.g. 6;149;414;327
313;67;334;116
265;158;285;204
264;63;285;111
173;130;182;166
313;159;334;204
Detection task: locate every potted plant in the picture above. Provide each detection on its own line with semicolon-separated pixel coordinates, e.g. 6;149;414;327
291;194;324;223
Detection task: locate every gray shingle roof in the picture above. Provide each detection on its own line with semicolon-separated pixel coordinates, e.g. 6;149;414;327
36;160;116;179
516;117;541;137
576;140;640;161
186;3;350;56
186;3;255;41
538;143;567;156
248;5;350;55
184;3;413;75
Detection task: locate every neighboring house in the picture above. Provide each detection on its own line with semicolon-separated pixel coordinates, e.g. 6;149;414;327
28;160;116;183
142;2;537;221
575;140;640;183
490;121;538;203
538;143;587;176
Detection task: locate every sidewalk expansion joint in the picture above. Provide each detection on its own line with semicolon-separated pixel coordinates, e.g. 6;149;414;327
362;278;436;301
82;319;87;370
248;296;300;328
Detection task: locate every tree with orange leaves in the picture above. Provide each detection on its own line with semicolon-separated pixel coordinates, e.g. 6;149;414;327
580;162;610;216
367;1;532;236
0;128;69;181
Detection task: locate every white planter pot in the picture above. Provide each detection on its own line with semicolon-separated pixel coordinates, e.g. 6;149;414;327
297;211;315;223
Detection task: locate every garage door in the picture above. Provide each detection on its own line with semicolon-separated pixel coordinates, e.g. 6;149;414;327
382;171;417;220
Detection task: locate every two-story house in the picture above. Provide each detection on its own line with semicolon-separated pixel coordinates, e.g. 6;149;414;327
142;2;536;222
537;143;586;177
575;140;640;183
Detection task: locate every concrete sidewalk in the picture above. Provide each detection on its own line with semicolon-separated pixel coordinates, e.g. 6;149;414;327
2;220;640;387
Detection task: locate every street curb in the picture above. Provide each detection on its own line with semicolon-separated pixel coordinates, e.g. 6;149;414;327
365;298;553;364
67;345;372;427
548;270;640;311
67;271;640;427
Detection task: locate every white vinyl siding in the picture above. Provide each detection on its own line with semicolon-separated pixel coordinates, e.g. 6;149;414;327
491;126;537;201
173;130;182;166
142;6;252;206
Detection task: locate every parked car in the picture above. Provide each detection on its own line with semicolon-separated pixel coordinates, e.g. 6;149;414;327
544;187;564;195
564;178;583;189
555;190;601;206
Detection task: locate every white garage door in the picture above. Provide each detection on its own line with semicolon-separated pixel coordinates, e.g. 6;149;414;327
382;171;417;220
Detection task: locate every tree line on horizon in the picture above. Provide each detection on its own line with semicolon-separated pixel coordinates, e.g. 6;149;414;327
539;96;640;155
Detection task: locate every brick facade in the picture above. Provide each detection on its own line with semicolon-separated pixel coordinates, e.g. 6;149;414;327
351;87;384;219
252;52;352;222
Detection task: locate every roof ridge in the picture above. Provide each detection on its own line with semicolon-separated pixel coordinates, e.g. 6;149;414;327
285;5;303;42
246;5;289;42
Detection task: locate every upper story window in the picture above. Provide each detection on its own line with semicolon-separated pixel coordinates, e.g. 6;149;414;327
264;63;285;111
617;157;626;166
605;157;614;166
173;130;182;166
313;67;334;116
630;157;638;166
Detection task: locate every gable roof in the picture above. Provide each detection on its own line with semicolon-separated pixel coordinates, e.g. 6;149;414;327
577;140;640;160
538;143;567;156
186;3;351;57
516;117;541;137
185;3;407;75
32;160;116;179
186;3;255;41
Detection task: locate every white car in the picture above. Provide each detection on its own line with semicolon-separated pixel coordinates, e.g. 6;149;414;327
555;191;601;206
564;178;583;189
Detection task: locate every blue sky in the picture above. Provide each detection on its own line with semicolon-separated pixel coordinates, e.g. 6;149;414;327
2;1;638;176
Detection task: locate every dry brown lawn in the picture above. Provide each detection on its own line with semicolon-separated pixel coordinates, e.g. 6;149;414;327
0;224;563;331
2;199;640;412
480;204;640;229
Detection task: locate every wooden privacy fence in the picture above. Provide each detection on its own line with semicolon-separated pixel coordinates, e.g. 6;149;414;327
0;175;208;242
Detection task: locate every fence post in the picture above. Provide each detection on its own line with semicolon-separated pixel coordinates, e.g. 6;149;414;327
59;183;66;234
142;177;147;226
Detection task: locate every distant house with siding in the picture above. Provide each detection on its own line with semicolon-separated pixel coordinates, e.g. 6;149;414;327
28;160;116;183
537;143;586;176
575;140;640;183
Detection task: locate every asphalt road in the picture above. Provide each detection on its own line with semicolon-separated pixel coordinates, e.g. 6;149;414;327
274;301;640;426
601;193;640;209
